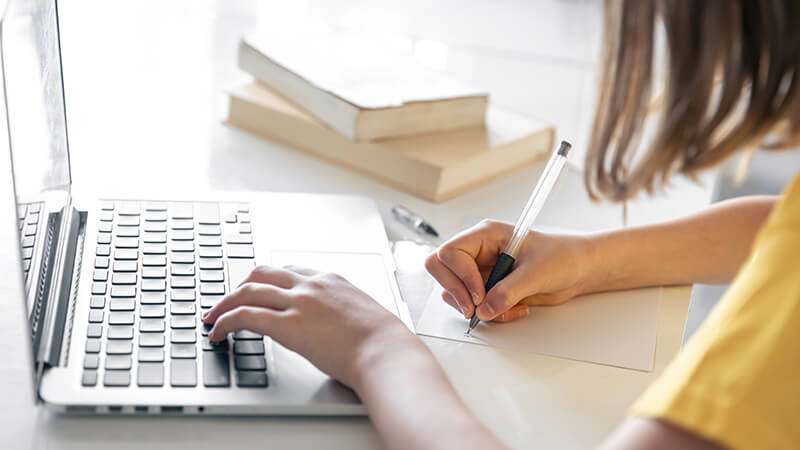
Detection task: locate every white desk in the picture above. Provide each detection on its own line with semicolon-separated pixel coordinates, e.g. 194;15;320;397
2;1;716;448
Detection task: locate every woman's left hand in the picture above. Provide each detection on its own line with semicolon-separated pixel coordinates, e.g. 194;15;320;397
202;264;417;390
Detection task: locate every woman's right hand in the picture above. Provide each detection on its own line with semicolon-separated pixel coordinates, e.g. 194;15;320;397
425;219;597;322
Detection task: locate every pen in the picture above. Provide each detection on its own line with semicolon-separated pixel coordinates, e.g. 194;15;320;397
391;204;439;238
467;140;572;334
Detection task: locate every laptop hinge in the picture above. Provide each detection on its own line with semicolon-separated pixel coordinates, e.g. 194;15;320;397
33;201;85;399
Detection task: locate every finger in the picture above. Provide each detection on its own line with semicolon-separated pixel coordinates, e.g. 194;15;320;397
436;246;486;306
281;265;319;277
475;268;534;321
209;305;282;341
491;304;530;323
442;290;473;319
425;254;474;315
238;265;302;290
203;282;291;325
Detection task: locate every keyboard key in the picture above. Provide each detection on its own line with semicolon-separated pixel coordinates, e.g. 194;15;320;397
117;201;140;216
113;260;137;272
97;233;111;244
114;226;139;238
238;213;251;223
171;289;195;302
171;316;196;329
104;370;131;387
140;305;166;318
199;259;224;270
105;355;132;370
82;370;97;387
201;323;213;336
170;303;195;315
85;338;101;353
100;200;115;211
197;236;222;247
200;283;225;295
108;325;134;340
89;296;105;309
171;230;194;241
141;292;167;304
111;273;137;285
29;203;41;213
202;337;229;352
224;234;253;244
236;204;249;213
115;238;139;248
106;340;133;355
99;210;113;222
239;224;252;234
144;211;167;222
203;353;230;387
137;362;164;387
224;213;237;224
116;215;140;226
110;285;136;298
142;279;167;292
109;299;135;311
142;231;167;242
170;203;194;220
93;269;108;281
170;219;194;230
88;310;104;323
145;201;167;211
21;236;34;248
199;247;223;259
170;359;197;387
171;330;196;343
235;355;266;371
234;341;265;355
95;256;110;269
143;255;167;266
114;249;138;260
171;343;197;359
171;264;195;276
84;354;99;369
22;247;33;259
144;222;167;233
226;245;254;259
98;222;112;233
26;212;39;225
236;371;267;388
96;245;111;256
91;283;106;295
196;204;220;225
197;225;221;236
171;242;194;252
200;294;223;309
171;277;195;289
142;244;167;254
228;260;255;290
138;348;164;362
199;270;224;282
142;267;167;279
87;324;102;338
233;330;262;340
139;318;166;332
139;333;165;347
108;311;135;325
170;253;194;264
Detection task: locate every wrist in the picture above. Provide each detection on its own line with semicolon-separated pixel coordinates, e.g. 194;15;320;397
348;325;429;395
580;230;628;294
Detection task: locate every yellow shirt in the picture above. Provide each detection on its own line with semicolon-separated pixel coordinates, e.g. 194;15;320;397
631;174;800;449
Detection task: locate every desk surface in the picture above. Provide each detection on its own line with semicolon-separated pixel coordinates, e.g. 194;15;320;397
3;1;715;448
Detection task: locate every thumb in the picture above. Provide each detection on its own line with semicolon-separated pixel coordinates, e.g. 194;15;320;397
475;268;536;321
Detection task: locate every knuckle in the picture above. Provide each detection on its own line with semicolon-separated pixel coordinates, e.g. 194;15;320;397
240;282;260;297
252;264;272;278
437;245;458;265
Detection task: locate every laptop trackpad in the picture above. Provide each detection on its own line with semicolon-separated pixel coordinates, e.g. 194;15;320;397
270;251;399;316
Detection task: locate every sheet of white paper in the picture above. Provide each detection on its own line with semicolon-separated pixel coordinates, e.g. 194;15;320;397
417;287;662;371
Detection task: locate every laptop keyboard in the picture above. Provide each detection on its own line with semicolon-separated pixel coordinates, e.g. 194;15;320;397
82;200;268;389
17;202;43;281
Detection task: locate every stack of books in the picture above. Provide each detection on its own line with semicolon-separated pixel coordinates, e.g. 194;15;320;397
226;32;554;202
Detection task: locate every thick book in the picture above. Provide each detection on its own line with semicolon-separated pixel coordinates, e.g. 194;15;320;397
238;32;489;141
226;82;554;202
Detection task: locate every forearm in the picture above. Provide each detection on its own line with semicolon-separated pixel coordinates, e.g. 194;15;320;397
583;196;776;293
353;338;505;450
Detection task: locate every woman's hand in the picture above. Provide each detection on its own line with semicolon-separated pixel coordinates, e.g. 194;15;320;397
202;264;417;390
425;219;596;322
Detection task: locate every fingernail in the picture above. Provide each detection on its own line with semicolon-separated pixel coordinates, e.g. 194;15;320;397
471;291;480;306
479;303;495;319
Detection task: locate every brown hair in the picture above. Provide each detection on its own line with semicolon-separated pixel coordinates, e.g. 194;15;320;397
586;0;800;201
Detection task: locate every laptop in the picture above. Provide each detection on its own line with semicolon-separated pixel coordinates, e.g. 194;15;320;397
1;0;413;415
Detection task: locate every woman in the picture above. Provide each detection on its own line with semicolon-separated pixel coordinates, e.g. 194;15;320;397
204;1;800;448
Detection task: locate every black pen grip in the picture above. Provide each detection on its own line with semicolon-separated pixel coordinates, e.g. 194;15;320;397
484;252;515;292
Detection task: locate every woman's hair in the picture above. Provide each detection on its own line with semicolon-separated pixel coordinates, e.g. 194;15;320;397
586;0;800;201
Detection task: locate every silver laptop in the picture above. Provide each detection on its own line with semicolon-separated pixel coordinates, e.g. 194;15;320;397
1;0;413;415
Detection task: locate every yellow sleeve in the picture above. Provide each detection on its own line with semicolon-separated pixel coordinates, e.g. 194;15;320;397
631;175;800;450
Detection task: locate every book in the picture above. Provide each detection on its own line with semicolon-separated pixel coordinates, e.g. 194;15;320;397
226;82;554;202
238;32;489;141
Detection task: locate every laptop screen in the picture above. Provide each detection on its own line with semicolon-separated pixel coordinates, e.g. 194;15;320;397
3;0;71;199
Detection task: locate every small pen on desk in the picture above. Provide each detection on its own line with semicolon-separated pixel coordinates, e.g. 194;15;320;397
467;140;572;334
391;204;439;238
